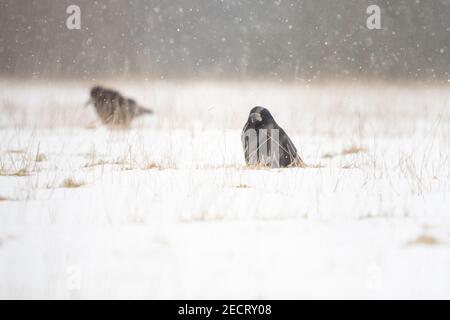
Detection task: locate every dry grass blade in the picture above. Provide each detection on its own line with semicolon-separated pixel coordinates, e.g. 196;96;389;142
341;145;366;155
61;178;84;189
406;234;440;247
245;163;272;170
0;169;30;177
83;159;109;168
5;149;26;155
35;153;47;162
235;184;250;188
144;161;161;170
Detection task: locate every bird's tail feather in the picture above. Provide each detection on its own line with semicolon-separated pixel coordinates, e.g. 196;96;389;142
136;106;154;116
291;155;308;168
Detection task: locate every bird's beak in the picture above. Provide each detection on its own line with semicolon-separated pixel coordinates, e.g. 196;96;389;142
84;98;92;108
250;112;262;123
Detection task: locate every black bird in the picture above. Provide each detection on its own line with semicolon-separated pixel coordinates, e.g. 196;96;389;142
86;86;153;128
241;106;306;168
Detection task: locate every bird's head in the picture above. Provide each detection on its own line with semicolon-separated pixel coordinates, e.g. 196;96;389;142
84;86;104;108
248;106;274;125
90;86;104;99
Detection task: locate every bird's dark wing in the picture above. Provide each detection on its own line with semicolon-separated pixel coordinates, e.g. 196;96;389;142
284;133;306;167
276;129;305;167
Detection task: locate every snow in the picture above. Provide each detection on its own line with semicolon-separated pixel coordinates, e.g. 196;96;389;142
0;80;450;299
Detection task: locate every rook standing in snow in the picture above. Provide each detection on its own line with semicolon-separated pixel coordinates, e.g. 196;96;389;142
241;106;306;168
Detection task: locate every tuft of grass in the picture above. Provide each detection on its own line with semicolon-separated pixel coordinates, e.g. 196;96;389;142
406;234;440;247
321;153;336;159
245;163;272;170
35;153;47;162
144;161;161;170
0;195;11;201
61;178;84;189
235;184;251;188
341;145;366;155
14;169;30;176
0;168;30;177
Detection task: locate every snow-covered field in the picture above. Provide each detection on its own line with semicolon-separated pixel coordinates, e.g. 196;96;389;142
0;79;449;299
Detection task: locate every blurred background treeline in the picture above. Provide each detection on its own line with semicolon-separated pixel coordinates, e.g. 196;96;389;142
0;0;449;82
